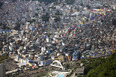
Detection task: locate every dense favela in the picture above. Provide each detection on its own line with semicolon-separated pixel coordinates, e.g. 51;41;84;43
0;0;116;77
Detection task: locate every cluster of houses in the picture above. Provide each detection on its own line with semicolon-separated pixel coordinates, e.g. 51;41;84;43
0;0;115;73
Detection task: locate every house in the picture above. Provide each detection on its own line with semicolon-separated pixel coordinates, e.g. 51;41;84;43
74;67;84;76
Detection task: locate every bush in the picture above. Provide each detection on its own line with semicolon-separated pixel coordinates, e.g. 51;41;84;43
85;53;116;77
54;16;61;22
0;55;8;63
65;0;75;4
0;2;3;8
42;13;50;22
37;0;57;4
14;23;21;30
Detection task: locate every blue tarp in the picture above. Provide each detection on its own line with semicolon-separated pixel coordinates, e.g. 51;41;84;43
0;31;2;33
43;36;46;39
29;59;33;63
46;60;52;65
81;57;87;59
73;52;78;59
91;53;95;56
77;25;81;27
47;50;52;54
30;27;34;31
90;16;95;20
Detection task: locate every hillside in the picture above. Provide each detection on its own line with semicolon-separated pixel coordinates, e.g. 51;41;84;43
86;52;116;77
0;2;3;8
36;0;57;4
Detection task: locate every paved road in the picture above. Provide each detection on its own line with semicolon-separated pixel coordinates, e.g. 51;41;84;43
70;72;76;77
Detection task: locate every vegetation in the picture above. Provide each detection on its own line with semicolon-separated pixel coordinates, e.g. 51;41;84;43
85;53;116;77
54;16;61;22
49;7;56;10
73;62;79;70
55;11;62;16
54;0;62;5
86;5;91;9
0;2;3;8
37;73;46;77
14;23;21;30
0;42;2;51
2;24;10;30
65;0;75;4
35;13;38;16
112;19;116;25
33;0;57;4
28;19;36;23
0;55;8;63
84;58;106;75
42;13;50;22
65;63;70;70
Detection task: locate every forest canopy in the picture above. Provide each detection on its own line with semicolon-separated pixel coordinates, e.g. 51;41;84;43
85;52;116;77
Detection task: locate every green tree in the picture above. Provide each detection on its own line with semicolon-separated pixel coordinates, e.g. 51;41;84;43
86;53;116;77
0;42;3;51
55;11;62;15
14;23;20;30
86;5;91;9
42;13;50;22
65;0;75;4
65;63;70;70
2;24;10;30
0;55;8;63
0;2;3;8
35;13;38;16
37;0;57;4
54;16;61;22
2;24;7;30
31;19;36;22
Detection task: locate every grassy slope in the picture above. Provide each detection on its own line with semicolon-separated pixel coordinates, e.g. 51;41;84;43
86;53;116;77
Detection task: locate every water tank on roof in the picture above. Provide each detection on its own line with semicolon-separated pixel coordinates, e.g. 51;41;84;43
30;27;34;31
73;52;78;60
29;59;33;63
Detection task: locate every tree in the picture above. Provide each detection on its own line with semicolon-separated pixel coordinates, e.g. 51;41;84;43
86;5;91;9
31;19;36;22
28;19;36;23
0;42;3;51
78;52;81;60
2;24;7;30
2;24;10;30
42;13;50;22
14;23;20;30
0;2;3;8
37;0;57;4
54;16;61;22
96;6;101;9
112;19;116;25
65;63;70;70
55;11;62;15
35;13;38;16
65;0;75;4
85;53;116;77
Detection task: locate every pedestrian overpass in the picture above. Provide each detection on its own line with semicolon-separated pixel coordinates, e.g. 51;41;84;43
50;60;65;70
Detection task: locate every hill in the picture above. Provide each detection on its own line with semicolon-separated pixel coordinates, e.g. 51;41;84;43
85;52;116;77
33;0;57;4
0;2;3;8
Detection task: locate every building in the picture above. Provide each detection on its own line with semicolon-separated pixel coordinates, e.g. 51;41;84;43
74;67;84;76
0;63;6;77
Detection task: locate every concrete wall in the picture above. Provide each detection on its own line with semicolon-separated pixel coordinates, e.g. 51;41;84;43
0;64;6;77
